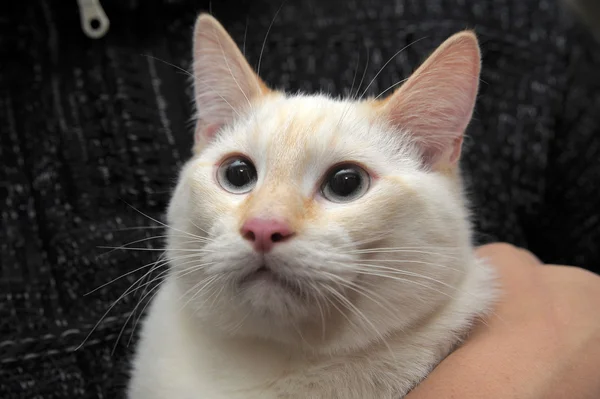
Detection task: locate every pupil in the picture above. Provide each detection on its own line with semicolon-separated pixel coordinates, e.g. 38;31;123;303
330;169;360;197
226;160;255;187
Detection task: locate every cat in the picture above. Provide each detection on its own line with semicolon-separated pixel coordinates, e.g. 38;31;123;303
127;13;496;399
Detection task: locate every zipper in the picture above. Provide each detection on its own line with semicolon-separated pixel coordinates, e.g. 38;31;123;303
76;0;110;39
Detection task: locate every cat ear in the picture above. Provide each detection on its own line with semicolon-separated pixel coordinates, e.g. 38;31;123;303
192;14;270;150
380;31;481;167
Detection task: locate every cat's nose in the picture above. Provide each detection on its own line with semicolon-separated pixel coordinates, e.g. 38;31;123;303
240;218;294;253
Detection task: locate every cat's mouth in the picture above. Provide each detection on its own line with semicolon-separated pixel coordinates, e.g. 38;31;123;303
239;264;302;296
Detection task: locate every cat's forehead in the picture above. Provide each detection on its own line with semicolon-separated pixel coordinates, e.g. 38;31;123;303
257;95;362;138
205;94;413;182
243;95;378;161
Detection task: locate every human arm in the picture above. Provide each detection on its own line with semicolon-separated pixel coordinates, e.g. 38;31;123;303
406;243;600;399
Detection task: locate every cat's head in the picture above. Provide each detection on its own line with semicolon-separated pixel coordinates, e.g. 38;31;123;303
166;14;481;351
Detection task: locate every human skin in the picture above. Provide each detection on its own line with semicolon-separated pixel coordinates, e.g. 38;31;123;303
406;243;600;399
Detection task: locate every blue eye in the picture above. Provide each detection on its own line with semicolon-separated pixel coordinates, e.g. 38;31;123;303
321;164;370;203
217;156;257;194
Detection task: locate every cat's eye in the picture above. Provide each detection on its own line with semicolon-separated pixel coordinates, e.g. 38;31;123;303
217;156;257;194
321;164;370;203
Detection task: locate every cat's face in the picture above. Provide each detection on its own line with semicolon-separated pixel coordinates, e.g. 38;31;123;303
166;14;481;349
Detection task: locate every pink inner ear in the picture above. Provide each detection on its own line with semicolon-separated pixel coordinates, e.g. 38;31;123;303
381;32;480;168
195;123;221;145
447;137;463;165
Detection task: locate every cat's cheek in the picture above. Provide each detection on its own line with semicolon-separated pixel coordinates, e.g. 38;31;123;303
178;168;240;232
324;184;412;246
195;189;241;225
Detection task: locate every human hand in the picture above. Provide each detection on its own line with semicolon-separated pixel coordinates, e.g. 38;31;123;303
406;243;600;399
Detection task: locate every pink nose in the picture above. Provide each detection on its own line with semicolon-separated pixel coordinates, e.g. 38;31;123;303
240;218;294;253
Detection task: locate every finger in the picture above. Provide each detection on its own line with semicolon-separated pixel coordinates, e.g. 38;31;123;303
517;248;543;266
476;243;541;267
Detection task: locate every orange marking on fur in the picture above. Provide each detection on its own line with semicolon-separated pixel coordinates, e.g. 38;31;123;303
257;79;272;95
236;191;256;229
434;164;461;181
302;196;319;223
237;183;307;233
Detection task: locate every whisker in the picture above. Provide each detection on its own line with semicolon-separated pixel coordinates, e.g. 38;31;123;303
359;36;427;100
354;263;457;284
319;271;396;317
142;256;213;288
97;246;214;253
320;283;397;362
353;45;371;100
127;281;164;348
225;304;251;335
336;49;362;129
348;246;460;253
105;260;218;351
96;225;163;233
122;201;209;242
290;314;311;348
242;16;249;57
347;258;463;274
308;282;328;341
205;279;227;310
166;251;212;262
317;282;361;335
257;0;288;80
113;278;165;355
95;235;173;257
78;254;212;350
130;252;170;317
333;229;397;251
141;54;194;79
373;77;410;100
178;275;221;313
141;252;212;282
85;254;170;296
194;80;242;118
76;270;160;351
359;256;461;265
187;218;211;236
353;270;458;300
166;260;219;283
348;50;361;99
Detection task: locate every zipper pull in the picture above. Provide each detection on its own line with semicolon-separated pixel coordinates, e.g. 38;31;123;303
77;0;110;39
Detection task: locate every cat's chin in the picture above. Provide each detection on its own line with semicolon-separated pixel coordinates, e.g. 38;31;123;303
239;266;302;296
236;266;312;318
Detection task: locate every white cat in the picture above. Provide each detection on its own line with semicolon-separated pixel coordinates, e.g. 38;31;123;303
127;13;496;399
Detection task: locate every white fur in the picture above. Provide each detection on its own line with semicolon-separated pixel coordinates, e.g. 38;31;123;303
127;95;496;399
127;15;496;399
